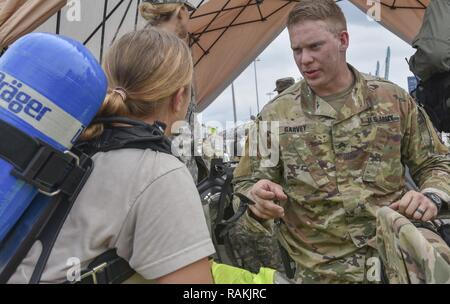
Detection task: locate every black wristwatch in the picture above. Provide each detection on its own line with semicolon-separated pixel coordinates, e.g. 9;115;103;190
423;192;443;212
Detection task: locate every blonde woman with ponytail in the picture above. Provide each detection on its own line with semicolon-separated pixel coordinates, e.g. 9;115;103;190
10;27;215;284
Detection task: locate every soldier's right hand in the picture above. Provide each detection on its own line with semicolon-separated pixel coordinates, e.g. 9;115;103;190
248;179;287;220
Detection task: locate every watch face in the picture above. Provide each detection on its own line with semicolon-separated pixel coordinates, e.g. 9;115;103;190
426;193;442;208
432;193;441;202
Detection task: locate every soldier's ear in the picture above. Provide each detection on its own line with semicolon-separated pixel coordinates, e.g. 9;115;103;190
338;31;349;51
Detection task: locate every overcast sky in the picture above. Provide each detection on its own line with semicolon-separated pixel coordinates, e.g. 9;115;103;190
200;0;417;128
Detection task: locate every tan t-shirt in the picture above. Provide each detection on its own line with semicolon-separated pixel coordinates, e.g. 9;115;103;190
321;76;356;113
9;149;215;283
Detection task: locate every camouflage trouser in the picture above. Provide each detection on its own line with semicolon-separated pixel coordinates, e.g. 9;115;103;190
202;193;221;237
227;217;285;274
376;207;450;283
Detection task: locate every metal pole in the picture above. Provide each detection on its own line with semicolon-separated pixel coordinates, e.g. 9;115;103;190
253;59;260;114
56;10;61;34
99;0;109;64
231;82;238;157
231;82;237;124
384;46;391;80
135;0;141;30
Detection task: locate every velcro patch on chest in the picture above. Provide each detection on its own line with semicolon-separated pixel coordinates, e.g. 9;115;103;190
361;114;400;125
282;125;307;133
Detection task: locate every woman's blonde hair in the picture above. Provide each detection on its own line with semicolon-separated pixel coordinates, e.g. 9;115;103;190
81;27;193;140
140;2;184;26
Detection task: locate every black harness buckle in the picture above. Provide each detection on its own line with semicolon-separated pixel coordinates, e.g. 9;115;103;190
10;143;91;201
11;143;74;195
0;120;92;201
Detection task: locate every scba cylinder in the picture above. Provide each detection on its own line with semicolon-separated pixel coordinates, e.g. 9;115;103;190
0;33;107;241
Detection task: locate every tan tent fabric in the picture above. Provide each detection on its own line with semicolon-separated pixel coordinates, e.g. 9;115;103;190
0;0;67;50
0;0;25;26
349;0;429;44
0;0;430;110
190;0;299;111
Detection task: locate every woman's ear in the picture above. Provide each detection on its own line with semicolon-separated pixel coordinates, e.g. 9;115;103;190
170;87;186;113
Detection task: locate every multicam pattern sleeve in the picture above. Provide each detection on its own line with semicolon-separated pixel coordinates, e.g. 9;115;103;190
232;117;284;233
400;89;450;202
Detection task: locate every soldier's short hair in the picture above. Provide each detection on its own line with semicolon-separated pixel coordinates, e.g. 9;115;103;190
287;0;347;35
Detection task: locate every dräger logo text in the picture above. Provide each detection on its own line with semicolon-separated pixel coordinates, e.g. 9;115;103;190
0;71;52;121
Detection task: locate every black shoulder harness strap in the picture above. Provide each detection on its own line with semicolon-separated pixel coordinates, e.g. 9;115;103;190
76;116;172;156
0;119;93;284
0;117;172;284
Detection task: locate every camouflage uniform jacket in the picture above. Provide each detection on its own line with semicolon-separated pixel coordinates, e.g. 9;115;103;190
233;65;450;283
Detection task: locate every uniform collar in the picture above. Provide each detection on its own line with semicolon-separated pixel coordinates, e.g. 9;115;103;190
300;64;374;122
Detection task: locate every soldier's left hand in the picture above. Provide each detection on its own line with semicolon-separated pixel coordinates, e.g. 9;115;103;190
389;190;438;222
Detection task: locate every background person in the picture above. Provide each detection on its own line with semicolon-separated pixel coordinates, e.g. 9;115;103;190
274;77;295;95
228;77;299;274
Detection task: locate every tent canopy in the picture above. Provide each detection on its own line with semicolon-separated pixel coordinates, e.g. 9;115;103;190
349;0;428;44
188;0;298;110
0;0;66;51
0;0;429;110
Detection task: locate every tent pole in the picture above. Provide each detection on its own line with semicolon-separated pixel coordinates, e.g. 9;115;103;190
231;82;238;157
253;59;260;114
83;0;125;45
99;0;109;63
56;10;61;34
135;0;141;30
231;82;237;124
110;0;134;45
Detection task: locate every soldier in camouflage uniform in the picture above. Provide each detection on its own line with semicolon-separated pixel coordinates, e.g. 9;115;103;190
227;219;285;273
140;0;200;183
229;137;285;274
228;78;298;274
233;0;450;283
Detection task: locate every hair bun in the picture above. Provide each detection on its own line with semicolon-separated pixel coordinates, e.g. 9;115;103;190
140;3;159;21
